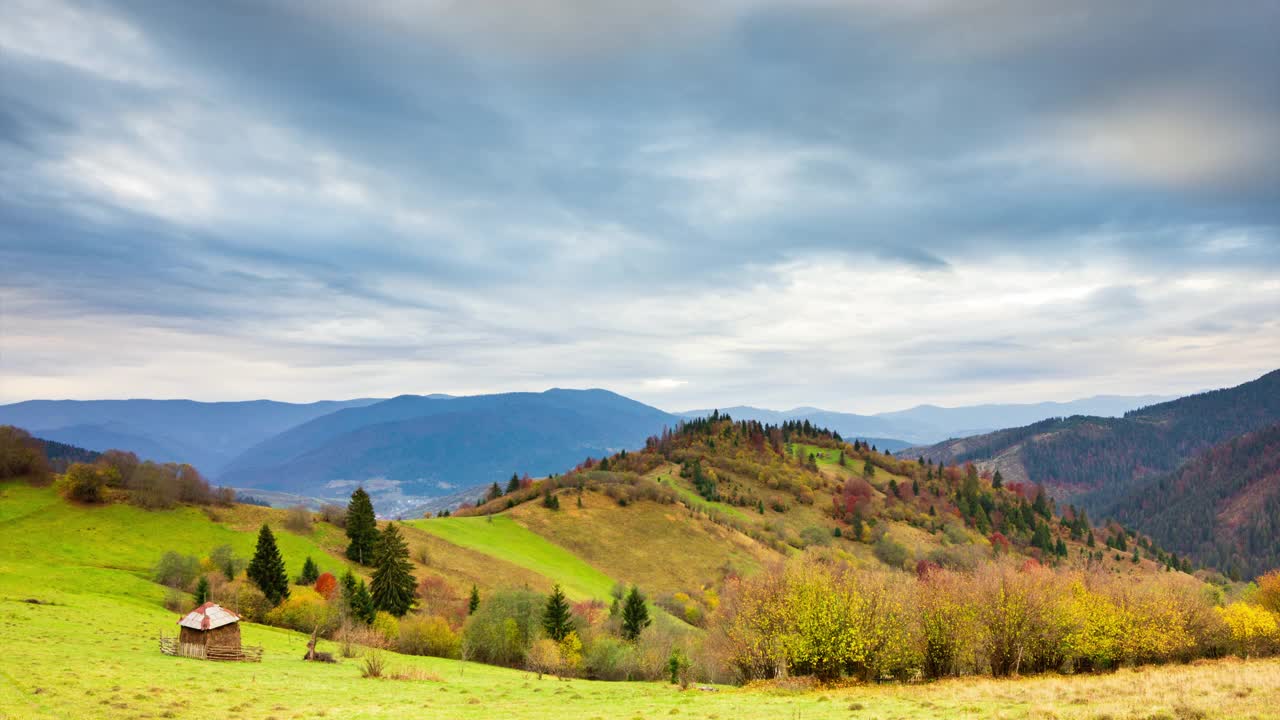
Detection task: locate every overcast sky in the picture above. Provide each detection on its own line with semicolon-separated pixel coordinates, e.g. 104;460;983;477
2;1;1278;413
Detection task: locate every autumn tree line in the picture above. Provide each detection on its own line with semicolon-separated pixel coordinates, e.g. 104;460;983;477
710;556;1280;683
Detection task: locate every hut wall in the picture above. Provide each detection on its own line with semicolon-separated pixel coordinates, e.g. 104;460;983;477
177;623;241;658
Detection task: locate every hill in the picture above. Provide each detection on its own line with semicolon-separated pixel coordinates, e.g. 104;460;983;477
1101;423;1280;579
0;398;382;474
217;389;678;516
678;394;1173;446
911;369;1280;510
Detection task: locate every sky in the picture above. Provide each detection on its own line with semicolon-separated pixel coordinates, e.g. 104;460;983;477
1;0;1278;414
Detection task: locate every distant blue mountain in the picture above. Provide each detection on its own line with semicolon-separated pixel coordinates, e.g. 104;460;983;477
677;394;1176;446
217;389;678;502
0;398;382;474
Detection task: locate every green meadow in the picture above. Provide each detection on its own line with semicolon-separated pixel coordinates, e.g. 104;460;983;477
4;479;1279;720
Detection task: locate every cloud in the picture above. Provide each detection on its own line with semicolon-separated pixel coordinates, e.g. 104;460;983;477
1;0;1277;412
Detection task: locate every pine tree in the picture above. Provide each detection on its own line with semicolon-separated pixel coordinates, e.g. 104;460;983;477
542;584;573;642
345;487;379;565
469;584;480;615
506;473;521;494
247;524;290;605
370;522;416;616
912;478;920;496
621;586;651;641
862;461;875;478
486;482;502;502
992;470;1004;489
298;556;320;585
542;490;560;510
194;575;210;605
1055;537;1068;557
851;507;865;541
351;578;375;624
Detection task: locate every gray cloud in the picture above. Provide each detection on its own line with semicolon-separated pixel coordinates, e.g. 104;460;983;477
1;0;1278;411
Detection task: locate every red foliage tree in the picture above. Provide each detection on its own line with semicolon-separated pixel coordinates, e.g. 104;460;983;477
314;572;338;600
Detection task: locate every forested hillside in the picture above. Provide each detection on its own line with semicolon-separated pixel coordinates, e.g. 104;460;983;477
914;369;1280;508
1102;423;1280;579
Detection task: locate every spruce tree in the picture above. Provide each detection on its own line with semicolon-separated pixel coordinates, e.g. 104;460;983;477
345;487;379;565
247;524;290;605
992;470;1004;489
194;575;210;605
369;522;416;616
469;584;480;615
542;584;573;641
506;473;521;494
298;556;320;585
351;578;375;624
486;482;502;502
621;586;651;641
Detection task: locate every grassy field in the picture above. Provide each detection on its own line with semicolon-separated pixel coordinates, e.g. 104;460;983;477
4;587;1279;720
405;514;618;600
4;480;1280;719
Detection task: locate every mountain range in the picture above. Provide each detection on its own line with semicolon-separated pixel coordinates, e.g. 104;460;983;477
679;394;1176;446
0;398;381;475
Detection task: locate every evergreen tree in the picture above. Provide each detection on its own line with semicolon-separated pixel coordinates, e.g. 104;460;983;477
345;487;379;565
486;482;502;502
506;473;521;494
297;556;320;585
912;478;920;496
339;569;374;624
194;575;210;605
542;584;573;642
247;524;290;605
862;461;875;478
621;586;651;641
370;522;416;616
351;578;375;624
1031;522;1053;555
851;507;865;541
992;470;1004;489
542;490;560;510
469;584;480;615
1055;537;1068;557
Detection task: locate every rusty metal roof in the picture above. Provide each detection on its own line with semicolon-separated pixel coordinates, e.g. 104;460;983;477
178;602;241;631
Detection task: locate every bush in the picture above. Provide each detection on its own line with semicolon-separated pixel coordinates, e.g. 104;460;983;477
57;463;117;503
319;504;347;527
397;614;461;658
527;639;562;678
153;551;201;589
264;590;340;635
462;589;543;667
285;505;313;534
361;650;386;678
372;611;400;643
873;533;911;569
207;544;246;580
315;572;338;600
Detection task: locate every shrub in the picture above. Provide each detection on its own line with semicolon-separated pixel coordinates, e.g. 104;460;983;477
285;505;313;534
314;572;338;600
57;463;117;503
361;650;386;678
526;638;562;678
319;503;347;527
264;589;340;635
207;544;246;580
397;614;461;658
462;589;543;667
873;533;911;569
372;611;401;643
153;551;201;589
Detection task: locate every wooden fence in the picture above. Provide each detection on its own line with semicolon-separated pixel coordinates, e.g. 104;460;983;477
159;635;263;662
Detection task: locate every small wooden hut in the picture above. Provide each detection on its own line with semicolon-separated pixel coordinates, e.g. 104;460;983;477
160;602;262;661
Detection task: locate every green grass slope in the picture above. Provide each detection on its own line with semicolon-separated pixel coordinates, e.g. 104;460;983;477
405;514;617;601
